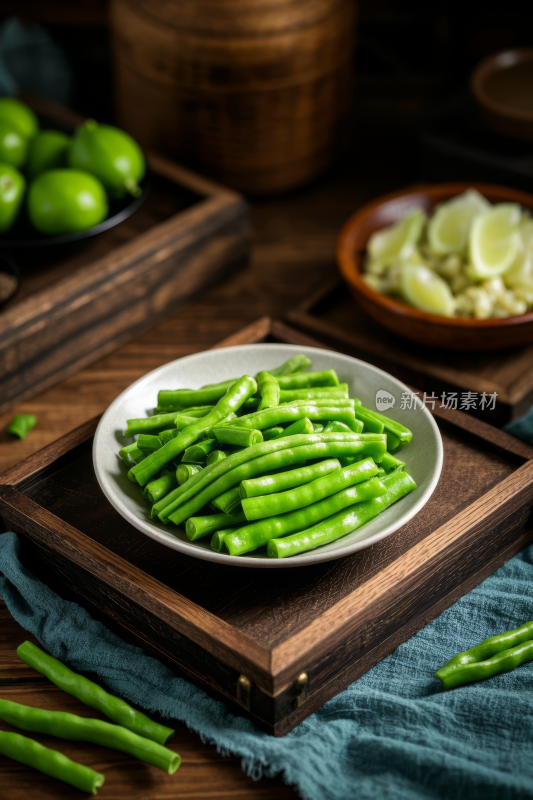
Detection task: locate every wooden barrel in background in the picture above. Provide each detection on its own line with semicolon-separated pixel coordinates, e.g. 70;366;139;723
110;0;357;194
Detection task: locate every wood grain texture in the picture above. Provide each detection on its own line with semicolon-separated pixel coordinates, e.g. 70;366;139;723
110;0;356;193
289;278;533;424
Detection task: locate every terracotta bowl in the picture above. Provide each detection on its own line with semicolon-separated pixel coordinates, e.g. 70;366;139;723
471;49;533;141
337;182;533;351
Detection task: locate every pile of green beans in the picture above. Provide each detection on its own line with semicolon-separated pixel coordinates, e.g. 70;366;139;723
118;355;417;558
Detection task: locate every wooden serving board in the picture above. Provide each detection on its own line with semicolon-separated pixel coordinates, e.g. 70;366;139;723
0;93;249;415
1;317;533;737
288;279;533;426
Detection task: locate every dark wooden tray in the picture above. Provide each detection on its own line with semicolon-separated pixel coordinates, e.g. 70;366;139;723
288;279;533;426
2;317;533;737
0;94;249;415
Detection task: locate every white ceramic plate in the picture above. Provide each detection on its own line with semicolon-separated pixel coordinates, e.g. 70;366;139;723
93;344;443;568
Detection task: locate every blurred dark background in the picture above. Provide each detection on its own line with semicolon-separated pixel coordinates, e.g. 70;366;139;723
0;0;531;190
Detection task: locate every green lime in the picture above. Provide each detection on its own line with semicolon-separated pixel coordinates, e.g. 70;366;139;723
504;218;533;287
69;120;145;198
0;120;28;168
367;208;425;266
0;98;39;139
469;204;522;279
427;189;488;255
28;169;108;236
0;163;25;233
26;130;71;180
401;260;455;316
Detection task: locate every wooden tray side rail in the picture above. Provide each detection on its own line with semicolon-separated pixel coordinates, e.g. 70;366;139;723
2;318;533;736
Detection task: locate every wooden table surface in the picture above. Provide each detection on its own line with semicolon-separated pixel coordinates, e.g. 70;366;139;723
0;157;405;798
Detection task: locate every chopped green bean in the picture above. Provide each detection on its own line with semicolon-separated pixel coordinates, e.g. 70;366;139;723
211;486;242;515
167;436;387;526
324;420;360;434
7;414;37;440
269;354;312;376
355;405;413;450
438;620;533;673
289;398;355;408
137;434;162;453
177;463;203;485
436;640;533;690
240;459;341;499
159;428;181;445
212;426;264;447
276;370;339;389
206;449;227;466
355;408;384;434
380;451;406;473
155;404;214;415
257;371;280;411
263;426;285;440
344;417;365;433
211;529;236;552
0;698;180;775
185;511;247;540
157;383;234;409
387;432;401;452
125;411;182;437
282;417;314;436
158;357;312;410
312;423;324;433
279;386;348;402
152;433;385;523
182;438;216;463
267;471;417;558
242;458;377;521
222;403;356;431
130;376;257;486
142;470;178;504
225;476;386;556
0;730;105;794
119;443;148;468
17;642;174;745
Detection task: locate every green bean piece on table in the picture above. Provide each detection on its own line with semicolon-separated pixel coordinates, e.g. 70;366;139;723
435;621;533;689
7;414;37;440
0;698;180;774
0;730;105;794
17;642;175;745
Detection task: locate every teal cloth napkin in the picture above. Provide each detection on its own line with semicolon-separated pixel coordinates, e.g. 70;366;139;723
1;532;532;799
505;410;533;443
